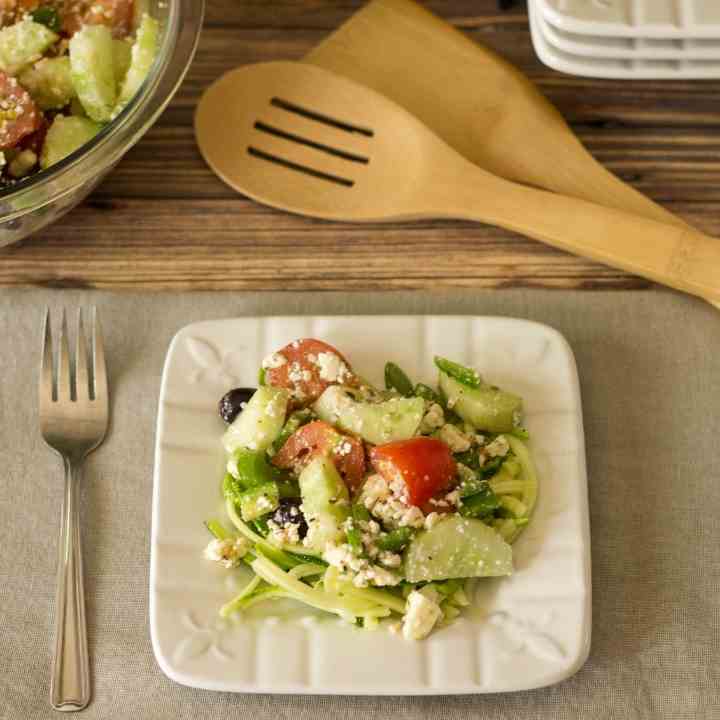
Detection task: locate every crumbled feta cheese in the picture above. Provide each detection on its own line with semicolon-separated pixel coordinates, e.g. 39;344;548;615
444;490;461;508
267;519;301;546
262;352;287;369
436;423;472;453
203;537;249;569
353;564;400;588
420;403;445;433
402;590;443;640
324;542;363;571
334;440;353;457
484;435;510;458
424;511;442;530
398;506;425;528
287;362;304;383
324;542;401;587
302;519;323;549
362;474;391;507
316;352;349;382
378;551;402;568
368;494;426;529
388;476;409;503
363;474;427;529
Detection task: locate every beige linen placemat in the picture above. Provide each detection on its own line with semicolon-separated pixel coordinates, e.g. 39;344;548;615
1;288;718;720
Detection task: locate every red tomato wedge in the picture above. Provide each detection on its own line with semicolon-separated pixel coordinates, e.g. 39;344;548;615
265;338;355;405
63;0;135;38
0;72;41;151
272;420;366;489
370;437;457;508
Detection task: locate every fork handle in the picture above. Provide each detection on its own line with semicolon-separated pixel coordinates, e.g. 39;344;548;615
51;458;90;712
429;160;720;305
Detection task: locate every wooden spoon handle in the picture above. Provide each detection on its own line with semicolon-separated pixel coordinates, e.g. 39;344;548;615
431;164;720;304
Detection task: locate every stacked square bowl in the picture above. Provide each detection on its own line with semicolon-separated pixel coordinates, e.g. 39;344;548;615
529;0;720;78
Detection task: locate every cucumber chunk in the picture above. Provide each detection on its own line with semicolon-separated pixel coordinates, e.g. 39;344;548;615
314;386;424;445
403;515;513;582
439;372;522;433
112;38;133;88
40;115;101;170
114;13;158;114
239;482;280;522
222;386;289;454
299;455;350;552
0;19;58;75
70;24;116;122
19;57;75;110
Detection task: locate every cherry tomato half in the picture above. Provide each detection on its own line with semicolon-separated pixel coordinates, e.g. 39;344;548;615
0;71;41;151
265;338;355;405
370;437;457;508
272;420;366;489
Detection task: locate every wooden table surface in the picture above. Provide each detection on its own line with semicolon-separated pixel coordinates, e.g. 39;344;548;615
3;0;720;291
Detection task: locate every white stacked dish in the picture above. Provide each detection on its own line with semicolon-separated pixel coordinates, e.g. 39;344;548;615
530;0;720;78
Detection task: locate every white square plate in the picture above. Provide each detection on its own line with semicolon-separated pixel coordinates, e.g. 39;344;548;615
531;1;720;78
150;316;591;695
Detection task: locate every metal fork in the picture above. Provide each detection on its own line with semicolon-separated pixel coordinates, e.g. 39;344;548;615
40;308;109;712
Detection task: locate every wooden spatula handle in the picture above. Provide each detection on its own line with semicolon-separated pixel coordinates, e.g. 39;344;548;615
432;165;720;304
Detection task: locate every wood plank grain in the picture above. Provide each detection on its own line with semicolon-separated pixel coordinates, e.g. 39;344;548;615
91;123;720;213
5;198;720;291
202;0;528;29
4;0;720;292
163;27;720;127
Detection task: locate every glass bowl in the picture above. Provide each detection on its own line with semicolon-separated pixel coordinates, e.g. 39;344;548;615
0;0;205;248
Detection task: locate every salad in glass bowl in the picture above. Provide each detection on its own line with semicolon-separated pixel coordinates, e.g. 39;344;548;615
204;339;538;641
0;1;158;187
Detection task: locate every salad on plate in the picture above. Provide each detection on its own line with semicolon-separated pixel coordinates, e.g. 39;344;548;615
0;1;158;186
204;339;538;641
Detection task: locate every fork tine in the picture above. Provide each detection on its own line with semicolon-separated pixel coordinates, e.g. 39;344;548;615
57;309;72;402
91;307;107;403
41;308;55;403
75;309;90;401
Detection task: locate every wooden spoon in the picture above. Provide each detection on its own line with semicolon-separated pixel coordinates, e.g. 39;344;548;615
195;62;720;305
306;0;683;229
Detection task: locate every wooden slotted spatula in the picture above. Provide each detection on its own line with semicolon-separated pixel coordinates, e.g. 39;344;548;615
195;62;720;305
305;0;684;229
